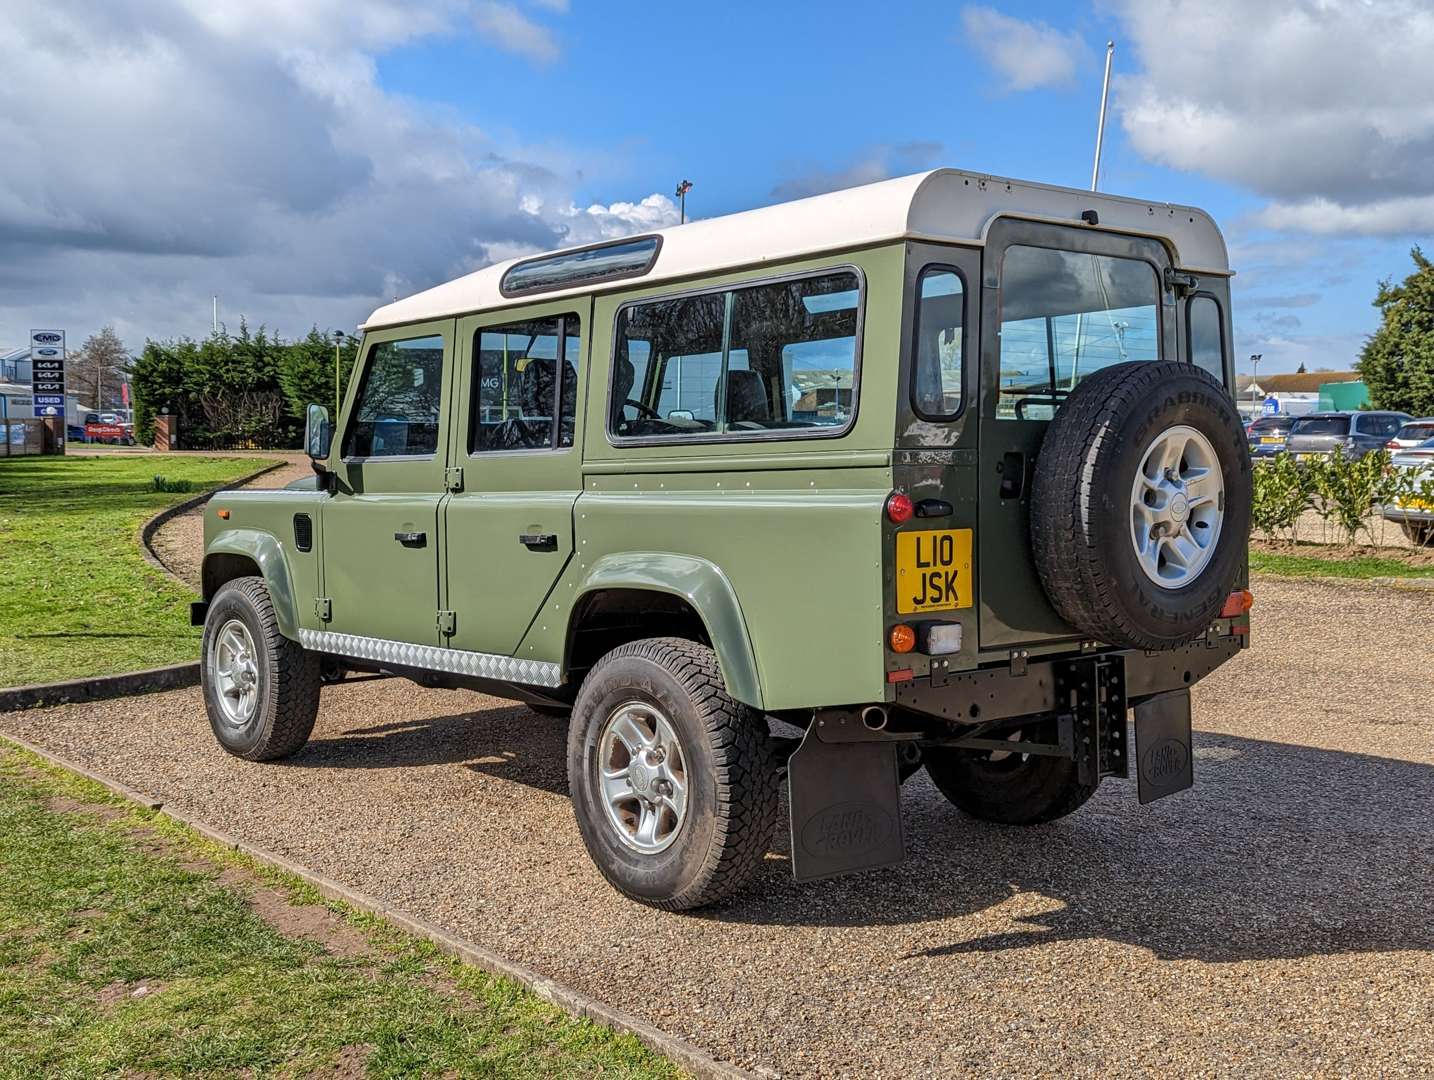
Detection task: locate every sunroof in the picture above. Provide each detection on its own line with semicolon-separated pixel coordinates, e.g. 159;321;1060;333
501;235;662;297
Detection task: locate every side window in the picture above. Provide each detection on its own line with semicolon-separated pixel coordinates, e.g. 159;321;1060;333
997;246;1159;420
610;270;861;440
1188;295;1226;382
911;268;964;419
472;315;581;452
344;334;444;458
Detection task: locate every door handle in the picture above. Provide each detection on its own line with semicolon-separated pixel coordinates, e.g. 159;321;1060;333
519;532;558;551
394;531;427;548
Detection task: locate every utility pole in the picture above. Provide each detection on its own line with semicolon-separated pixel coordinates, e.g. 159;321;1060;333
675;179;693;224
1090;41;1115;191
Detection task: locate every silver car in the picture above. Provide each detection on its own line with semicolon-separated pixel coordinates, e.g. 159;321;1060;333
1285;410;1411;460
1380;436;1434;545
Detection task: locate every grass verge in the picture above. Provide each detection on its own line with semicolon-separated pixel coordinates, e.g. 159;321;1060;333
1250;548;1434;580
0;455;261;686
0;741;680;1078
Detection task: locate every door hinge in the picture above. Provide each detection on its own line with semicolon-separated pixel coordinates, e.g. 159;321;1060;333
436;609;456;635
1164;266;1200;297
445;466;464;492
315;597;332;622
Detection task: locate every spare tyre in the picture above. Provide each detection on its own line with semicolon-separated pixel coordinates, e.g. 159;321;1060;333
1030;361;1250;650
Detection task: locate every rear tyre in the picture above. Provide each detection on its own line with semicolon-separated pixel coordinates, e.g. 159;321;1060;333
1401;521;1433;547
567;637;779;911
1031;361;1251;650
201;576;320;761
923;717;1095;825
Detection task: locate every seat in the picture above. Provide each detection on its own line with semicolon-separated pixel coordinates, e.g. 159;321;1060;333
719;369;770;427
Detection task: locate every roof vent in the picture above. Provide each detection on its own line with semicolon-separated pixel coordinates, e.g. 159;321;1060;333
500;235;662;298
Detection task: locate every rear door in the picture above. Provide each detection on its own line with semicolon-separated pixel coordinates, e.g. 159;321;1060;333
440;298;590;657
976;219;1177;652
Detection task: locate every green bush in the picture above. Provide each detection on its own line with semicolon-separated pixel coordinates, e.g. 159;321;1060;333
1251;450;1434;547
149;475;194;494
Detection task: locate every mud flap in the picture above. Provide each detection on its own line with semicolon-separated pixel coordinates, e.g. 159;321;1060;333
786;723;905;883
1134;689;1194;804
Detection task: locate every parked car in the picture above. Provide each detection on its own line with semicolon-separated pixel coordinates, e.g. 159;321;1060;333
1246;414;1297;457
1285;411;1411;460
191;168;1254;910
1380;436;1434;545
1388;418;1434;451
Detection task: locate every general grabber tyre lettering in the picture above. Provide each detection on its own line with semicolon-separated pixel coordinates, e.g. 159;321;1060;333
567;637;779;911
201;576;321;761
1030;361;1251;650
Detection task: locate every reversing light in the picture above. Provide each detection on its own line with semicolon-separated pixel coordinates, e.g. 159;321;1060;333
919;622;963;656
885;491;914;524
889;624;916;653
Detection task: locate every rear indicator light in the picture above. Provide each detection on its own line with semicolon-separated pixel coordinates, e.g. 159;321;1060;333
885;491;914;524
1219;589;1254;618
889;624;916;653
216;508;230;520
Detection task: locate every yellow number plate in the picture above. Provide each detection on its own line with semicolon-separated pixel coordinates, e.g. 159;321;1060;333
895;529;973;614
1400;498;1434;510
1260;436;1282;444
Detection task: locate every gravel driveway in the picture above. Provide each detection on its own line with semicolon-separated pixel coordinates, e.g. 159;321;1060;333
4;576;1432;1076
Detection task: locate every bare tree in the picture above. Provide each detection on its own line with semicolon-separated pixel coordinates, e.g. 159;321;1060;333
68;326;131;411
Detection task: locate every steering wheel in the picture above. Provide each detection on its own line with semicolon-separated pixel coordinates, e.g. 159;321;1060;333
625;399;662;419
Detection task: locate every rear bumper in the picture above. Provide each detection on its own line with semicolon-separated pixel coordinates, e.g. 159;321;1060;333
1381;504;1434;524
893;633;1244;725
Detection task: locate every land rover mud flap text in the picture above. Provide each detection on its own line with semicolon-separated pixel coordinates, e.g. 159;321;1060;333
1134;689;1194;804
787;723;905;882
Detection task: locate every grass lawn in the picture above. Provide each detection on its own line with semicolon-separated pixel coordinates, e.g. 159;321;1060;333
1250;548;1434;580
0;455;263;687
0;742;679;1078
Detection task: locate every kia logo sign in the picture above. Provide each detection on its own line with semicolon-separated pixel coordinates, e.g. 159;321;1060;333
32;332;63;345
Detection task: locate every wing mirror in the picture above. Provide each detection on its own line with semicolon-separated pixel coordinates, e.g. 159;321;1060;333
304;403;332;463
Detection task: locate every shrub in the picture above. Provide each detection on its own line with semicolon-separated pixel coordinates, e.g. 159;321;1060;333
150;475;195;494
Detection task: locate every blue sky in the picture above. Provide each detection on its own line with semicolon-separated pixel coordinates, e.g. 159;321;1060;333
4;0;1432;374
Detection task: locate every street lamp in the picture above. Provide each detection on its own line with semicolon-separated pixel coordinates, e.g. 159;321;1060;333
674;179;693;224
334;330;346;417
1249;353;1263;409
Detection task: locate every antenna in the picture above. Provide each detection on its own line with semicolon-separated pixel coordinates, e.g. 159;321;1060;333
1091;41;1115;191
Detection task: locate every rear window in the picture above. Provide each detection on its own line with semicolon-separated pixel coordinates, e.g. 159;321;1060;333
1290;415;1350;436
1248;416;1288;434
996;246;1159;420
610;269;862;441
1398;422;1434;442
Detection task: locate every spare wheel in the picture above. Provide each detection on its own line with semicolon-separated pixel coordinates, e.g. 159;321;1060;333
1029;361;1251;651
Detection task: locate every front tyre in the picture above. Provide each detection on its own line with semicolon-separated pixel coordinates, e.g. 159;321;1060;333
567;637;779;911
201;576;320;761
923;717;1095;825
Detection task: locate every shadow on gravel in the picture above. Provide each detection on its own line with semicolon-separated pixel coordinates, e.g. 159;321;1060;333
305;700;1434;965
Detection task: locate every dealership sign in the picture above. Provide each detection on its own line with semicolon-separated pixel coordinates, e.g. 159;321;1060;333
30;329;66;419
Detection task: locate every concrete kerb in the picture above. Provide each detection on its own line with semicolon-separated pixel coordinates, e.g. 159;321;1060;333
0;731;754;1080
138;458;288;583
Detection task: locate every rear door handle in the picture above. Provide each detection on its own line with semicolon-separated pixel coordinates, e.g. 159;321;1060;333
519;532;558;551
394;531;427;548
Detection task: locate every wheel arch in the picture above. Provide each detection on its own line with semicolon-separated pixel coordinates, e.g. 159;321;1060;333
564;553;763;710
202;529;301;641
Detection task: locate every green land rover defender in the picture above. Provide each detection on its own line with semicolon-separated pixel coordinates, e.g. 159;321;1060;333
195;169;1252;910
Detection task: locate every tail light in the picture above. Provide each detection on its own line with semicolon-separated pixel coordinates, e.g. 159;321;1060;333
1220;589;1254;618
1388;439;1401;449
885;491;914;524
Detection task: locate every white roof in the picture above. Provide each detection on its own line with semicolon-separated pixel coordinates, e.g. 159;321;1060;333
363;168;1231;330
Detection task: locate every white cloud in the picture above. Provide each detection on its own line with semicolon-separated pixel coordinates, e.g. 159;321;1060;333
960;7;1090;92
471;0;559;63
1112;0;1434;236
0;1;669;347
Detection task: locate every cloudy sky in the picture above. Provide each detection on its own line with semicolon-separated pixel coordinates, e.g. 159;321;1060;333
2;0;1431;374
